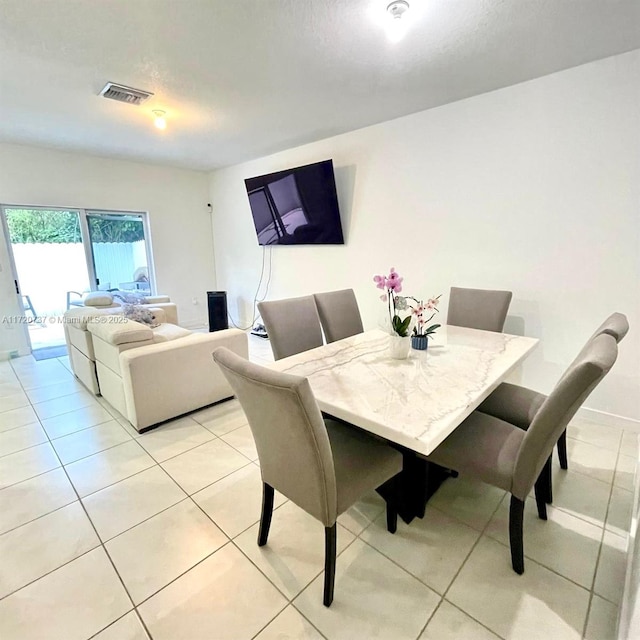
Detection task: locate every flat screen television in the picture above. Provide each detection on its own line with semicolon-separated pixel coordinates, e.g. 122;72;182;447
244;159;344;245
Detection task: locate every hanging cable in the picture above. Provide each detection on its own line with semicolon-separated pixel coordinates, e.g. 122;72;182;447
226;245;272;331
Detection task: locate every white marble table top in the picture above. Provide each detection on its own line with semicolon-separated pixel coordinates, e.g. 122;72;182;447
270;327;539;457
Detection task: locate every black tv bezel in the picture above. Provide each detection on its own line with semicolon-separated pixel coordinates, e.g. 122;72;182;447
244;159;344;246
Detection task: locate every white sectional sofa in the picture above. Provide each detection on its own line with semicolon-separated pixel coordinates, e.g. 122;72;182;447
72;292;180;324
63;301;179;394
86;318;248;432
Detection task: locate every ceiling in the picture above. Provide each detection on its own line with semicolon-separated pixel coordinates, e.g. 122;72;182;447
1;0;639;171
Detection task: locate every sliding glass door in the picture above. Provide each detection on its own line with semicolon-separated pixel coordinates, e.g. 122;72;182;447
86;211;153;295
0;205;154;355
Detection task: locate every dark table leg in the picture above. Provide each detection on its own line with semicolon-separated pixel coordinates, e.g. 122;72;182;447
377;448;452;524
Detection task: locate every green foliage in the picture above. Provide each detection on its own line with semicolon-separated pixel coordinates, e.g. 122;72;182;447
392;314;412;337
6;209;82;243
5;209;145;244
86;216;144;243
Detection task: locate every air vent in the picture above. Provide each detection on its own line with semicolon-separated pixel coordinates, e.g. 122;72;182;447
99;82;153;106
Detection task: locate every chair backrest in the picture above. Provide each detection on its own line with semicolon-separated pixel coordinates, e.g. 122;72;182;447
447;287;513;332
512;333;618;499
212;347;337;526
258;295;324;360
557;313;629;389
313;289;364;343
589;312;629;344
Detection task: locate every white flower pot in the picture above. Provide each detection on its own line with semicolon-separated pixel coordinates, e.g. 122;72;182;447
389;335;411;359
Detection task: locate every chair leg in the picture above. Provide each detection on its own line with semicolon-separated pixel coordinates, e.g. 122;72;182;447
557;429;568;470
545;454;553;505
323;524;337;607
386;502;398;534
534;465;548;521
258;483;274;547
509;496;525;575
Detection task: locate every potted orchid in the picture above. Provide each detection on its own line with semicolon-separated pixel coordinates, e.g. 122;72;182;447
406;295;441;350
373;267;440;358
373;267;441;357
373;268;411;337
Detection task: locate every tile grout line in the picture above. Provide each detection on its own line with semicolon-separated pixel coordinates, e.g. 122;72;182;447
581;430;625;637
6;359;147;638
416;486;508;640
3;355;627;639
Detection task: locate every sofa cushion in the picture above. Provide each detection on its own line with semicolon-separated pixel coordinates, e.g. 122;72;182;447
83;292;114;307
64;306;108;326
152;324;192;343
88;317;153;345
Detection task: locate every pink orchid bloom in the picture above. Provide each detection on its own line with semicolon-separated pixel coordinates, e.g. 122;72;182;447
373;275;387;290
426;297;440;310
386;269;403;293
412;304;425;316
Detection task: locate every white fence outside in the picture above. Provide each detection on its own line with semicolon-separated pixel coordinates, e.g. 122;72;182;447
93;240;147;291
12;241;147;317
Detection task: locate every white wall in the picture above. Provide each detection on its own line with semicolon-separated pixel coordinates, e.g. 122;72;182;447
209;50;640;424
0;143;214;352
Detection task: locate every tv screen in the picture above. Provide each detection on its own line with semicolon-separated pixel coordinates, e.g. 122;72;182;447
244;159;344;245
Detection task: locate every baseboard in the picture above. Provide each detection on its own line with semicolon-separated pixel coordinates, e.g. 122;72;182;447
576;406;640;432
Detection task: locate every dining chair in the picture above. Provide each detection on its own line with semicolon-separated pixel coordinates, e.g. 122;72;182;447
258;295;324;360
212;347;403;606
478;312;629;476
426;332;618;574
313;289;364;343
447;286;513;332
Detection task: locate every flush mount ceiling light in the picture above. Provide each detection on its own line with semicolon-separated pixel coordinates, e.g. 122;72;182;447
387;0;410;20
385;0;410;42
152;110;167;130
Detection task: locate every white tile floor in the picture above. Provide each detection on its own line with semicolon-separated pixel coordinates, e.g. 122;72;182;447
0;337;635;640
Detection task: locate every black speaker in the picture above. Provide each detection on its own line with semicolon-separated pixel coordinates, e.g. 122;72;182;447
207;291;229;332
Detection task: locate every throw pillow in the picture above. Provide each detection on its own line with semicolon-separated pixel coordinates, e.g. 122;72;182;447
113;291;148;305
122;304;159;328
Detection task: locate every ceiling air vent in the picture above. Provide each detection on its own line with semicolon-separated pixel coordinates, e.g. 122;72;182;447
99;82;153;106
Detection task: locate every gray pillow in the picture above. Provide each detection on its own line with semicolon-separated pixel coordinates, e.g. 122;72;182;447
122;304;159;327
113;291;148;305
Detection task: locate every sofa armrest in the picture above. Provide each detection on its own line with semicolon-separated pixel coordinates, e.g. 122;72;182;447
119;329;248;430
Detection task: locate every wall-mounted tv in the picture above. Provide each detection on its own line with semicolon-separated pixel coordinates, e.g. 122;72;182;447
244;159;344;246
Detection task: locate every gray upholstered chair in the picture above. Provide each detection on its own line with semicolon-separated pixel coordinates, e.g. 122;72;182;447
478;313;629;474
313;289;364;343
447;286;513;332
258;295;324;360
426;333;618;574
212;347;403;606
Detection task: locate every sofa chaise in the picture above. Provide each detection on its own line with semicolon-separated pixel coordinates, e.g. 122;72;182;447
86;318;248;432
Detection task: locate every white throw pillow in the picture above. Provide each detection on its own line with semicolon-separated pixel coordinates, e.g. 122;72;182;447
83;291;113;307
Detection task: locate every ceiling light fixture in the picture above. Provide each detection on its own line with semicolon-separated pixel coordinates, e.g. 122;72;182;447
387;0;410;20
385;0;410;42
152;110;167;130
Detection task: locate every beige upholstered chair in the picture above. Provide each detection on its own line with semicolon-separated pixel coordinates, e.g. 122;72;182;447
478;312;629;473
427;333;618;574
314;289;364;343
212;347;403;606
258;295;324;360
447;286;513;332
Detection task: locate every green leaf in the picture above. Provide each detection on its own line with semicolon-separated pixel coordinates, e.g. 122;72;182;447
392;314;411;337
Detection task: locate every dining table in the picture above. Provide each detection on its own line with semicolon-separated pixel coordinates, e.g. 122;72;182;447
270;326;539;522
